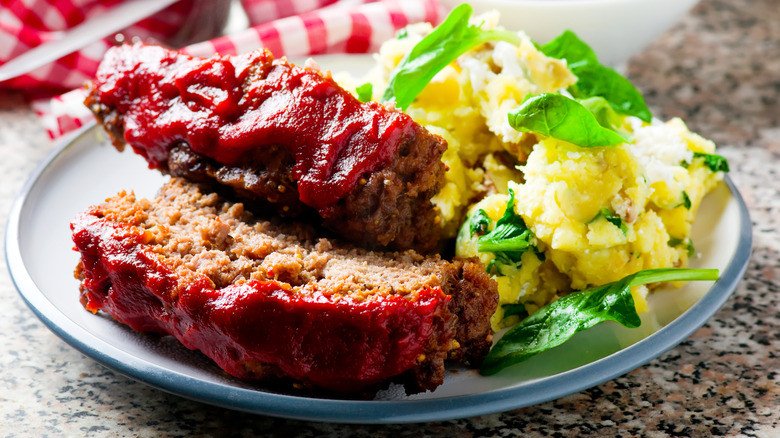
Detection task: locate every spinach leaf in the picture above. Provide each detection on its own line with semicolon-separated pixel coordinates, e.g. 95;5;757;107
502;303;529;320
508;93;629;147
693;152;730;173
579;96;625;132
569;65;652;122
381;3;522;110
469;209;492;237
356;82;373;103
589;207;628;234
682;191;692;210
539;30;597;68
541;30;652;122
477;189;534;264
480;268;719;375
665;191;691;210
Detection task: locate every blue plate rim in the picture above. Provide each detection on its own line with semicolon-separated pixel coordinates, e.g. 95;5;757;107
5;122;753;424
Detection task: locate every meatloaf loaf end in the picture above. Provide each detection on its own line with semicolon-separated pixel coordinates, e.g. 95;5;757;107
71;178;498;396
84;43;448;254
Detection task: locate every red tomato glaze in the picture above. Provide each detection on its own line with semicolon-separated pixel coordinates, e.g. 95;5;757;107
72;210;451;393
92;43;418;210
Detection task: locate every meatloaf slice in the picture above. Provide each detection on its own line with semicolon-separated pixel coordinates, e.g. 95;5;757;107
71;178;497;396
84;43;448;253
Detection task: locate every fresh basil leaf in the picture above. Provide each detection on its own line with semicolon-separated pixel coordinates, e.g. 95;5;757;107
541;30;652;122
508;93;629;147
356;82;373;103
589;207;628;234
693;152;730;173
477;189;534;263
381;3;522;110
470;209;491;237
480;268;719;375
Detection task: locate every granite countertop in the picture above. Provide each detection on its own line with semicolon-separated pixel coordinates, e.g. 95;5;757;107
1;0;778;435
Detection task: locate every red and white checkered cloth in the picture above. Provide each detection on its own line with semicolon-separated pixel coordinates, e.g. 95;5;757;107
1;0;201;97
1;0;446;139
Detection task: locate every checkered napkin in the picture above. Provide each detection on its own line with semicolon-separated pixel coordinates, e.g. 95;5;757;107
1;0;203;96
1;0;445;139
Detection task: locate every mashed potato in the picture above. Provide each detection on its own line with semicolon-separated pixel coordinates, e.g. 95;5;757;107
349;12;726;331
455;119;723;329
360;14;576;236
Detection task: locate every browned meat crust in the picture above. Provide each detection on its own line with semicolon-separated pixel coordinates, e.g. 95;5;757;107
72;178;497;396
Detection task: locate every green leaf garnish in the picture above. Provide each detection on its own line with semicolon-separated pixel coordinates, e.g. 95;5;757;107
589;207;628;234
668;191;692;210
480;268;719;375
356;82;373;103
568;66;652;122
541;30;652;122
502;303;529;320
682;191;692;210
508;93;629;147
469;209;492;237
477;189;534;264
579;96;626;132
693;152;730;173
381;4;522;110
539;30;596;68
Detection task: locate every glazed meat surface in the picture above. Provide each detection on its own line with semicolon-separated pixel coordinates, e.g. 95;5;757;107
71;178;497;396
85;43;448;253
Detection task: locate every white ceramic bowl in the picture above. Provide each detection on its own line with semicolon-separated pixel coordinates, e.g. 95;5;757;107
439;0;700;67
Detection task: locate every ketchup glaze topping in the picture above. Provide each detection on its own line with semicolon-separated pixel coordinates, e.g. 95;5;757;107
92;43;418;209
72;210;452;393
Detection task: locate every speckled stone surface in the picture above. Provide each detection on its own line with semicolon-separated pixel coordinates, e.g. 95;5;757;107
1;0;778;436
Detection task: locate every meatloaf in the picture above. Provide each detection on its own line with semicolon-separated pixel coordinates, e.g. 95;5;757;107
84;43;448;253
71;178;498;396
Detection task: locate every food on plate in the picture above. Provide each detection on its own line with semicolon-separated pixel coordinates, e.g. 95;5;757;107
85;43;448;253
480;267;718;375
455;116;726;330
344;4;727;366
346;10;578;238
71;178;497;395
73;3;728;390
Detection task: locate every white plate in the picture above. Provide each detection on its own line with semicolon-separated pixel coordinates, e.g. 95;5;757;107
6;55;751;424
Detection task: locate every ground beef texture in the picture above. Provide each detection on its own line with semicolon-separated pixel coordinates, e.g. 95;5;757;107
71;179;497;396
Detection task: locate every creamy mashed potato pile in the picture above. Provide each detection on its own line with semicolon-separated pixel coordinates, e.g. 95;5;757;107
348;13;725;330
354;13;576;236
469;120;723;328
